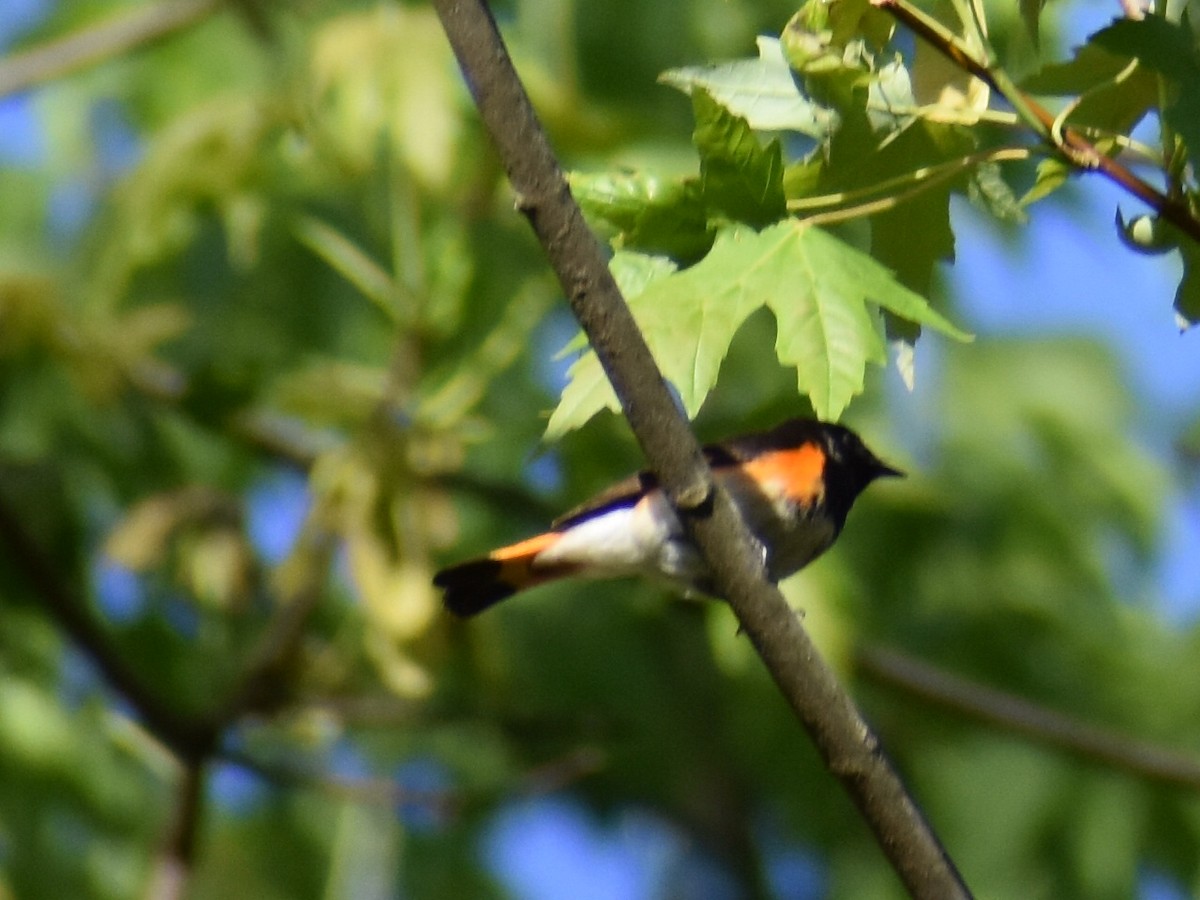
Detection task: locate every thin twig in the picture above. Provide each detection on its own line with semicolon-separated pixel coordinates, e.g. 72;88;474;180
872;0;1200;245
859;645;1200;791
430;2;972;897
792;146;1031;227
0;0;221;99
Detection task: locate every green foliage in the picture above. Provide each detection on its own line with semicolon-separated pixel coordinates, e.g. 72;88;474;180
547;221;968;438
1092;16;1200;181
1;0;1200;899
660;36;836;138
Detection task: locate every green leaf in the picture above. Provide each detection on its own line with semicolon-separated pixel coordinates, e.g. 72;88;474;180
611;250;679;297
1022;40;1157;135
1174;240;1200;327
968;161;1027;224
1022;41;1139;94
293;215;398;322
865;122;972;294
544;350;625;442
659;36;835;138
545;221;970;438
1019;0;1045;46
570;170;713;261
554;251;679;359
1090;15;1200;82
1020;157;1072;206
692;90;788;228
866;58;917;133
782;5;873;126
1091;16;1200;179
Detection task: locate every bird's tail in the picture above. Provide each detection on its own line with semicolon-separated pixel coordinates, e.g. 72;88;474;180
434;532;577;617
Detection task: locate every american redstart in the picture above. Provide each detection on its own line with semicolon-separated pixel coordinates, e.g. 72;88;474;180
435;418;900;616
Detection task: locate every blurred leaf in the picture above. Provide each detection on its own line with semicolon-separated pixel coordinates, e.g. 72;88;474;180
323;802;402;900
293;215;399;323
105;486;254;611
1070;778;1144;898
269;360;388;427
0;276;62;355
1174;240;1200;327
1019;0;1045;45
313;443;438;698
308;5;462;186
106;487;239;570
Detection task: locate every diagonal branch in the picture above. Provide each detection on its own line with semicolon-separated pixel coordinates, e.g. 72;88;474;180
0;0;222;100
873;0;1200;246
0;491;215;758
860;645;1200;791
430;2;972;898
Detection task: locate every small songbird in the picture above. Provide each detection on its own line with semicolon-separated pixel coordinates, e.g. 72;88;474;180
434;418;901;617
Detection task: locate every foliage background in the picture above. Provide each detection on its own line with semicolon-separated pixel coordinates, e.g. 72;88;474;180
0;0;1199;898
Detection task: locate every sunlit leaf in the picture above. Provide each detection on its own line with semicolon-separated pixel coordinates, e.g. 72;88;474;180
1021;157;1072;206
660;36;835;138
867;58;917;132
547;221;969;438
570;170;713;260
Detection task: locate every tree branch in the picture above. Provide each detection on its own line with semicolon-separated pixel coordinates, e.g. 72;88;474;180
872;0;1200;246
430;3;971;897
142;761;205;900
209;526;333;723
0;491;215;758
859;645;1200;791
0;0;222;100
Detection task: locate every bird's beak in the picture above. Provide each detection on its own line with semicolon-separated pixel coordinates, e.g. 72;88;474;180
875;460;904;479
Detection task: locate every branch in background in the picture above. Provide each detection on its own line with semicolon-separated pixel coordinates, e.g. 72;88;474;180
0;492;214;758
209;526;334;724
872;0;1200;246
859;645;1200;791
0;464;334;899
430;2;972;898
142;761;205;900
0;0;222;99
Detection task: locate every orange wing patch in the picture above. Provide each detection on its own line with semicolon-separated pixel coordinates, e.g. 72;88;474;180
738;442;827;505
488;531;561;562
486;530;582;593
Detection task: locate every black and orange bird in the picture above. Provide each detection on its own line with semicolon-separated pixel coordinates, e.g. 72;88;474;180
434;419;901;616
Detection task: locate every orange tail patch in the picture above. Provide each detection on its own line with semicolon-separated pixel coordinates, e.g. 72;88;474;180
434;531;578;617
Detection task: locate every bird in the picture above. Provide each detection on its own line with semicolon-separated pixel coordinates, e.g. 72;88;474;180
433;418;901;617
